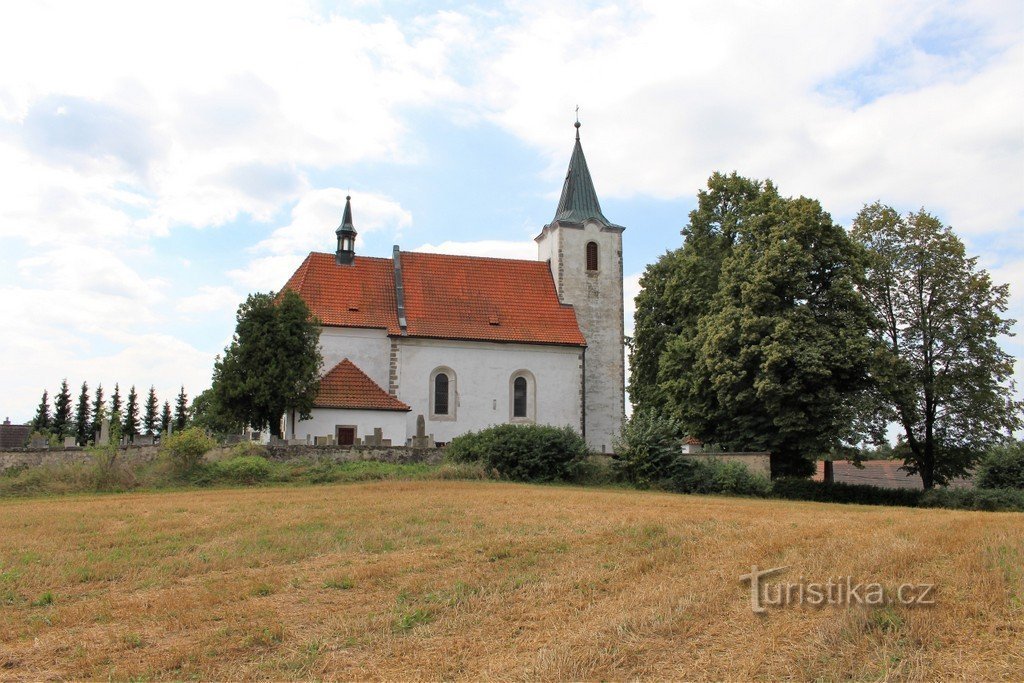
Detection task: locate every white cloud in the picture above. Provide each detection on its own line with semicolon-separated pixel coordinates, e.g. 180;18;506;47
623;272;642;336
176;286;242;316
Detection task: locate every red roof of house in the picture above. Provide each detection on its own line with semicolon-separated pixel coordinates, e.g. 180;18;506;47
283;251;586;346
315;359;410;411
282;253;402;334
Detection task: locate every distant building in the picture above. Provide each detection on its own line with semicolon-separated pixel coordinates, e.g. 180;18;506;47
0;417;30;449
281;123;626;451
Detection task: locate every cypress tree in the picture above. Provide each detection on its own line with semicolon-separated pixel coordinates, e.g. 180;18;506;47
75;381;91;446
174;386;189;431
143;386;159;436
124;386;140;439
53;379;73;438
32;390;51;433
90;384;105;440
110;384;122;420
160;401;172;434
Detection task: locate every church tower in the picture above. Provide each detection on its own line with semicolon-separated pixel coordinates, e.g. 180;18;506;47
536;122;625;452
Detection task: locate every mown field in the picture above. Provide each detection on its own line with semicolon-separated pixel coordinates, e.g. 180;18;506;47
0;480;1021;680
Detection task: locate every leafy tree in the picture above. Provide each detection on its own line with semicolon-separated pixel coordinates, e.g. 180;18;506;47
632;173;874;477
90;384;105;441
174;386;189;431
143;386;159;436
190;388;244;435
160;401;172;434
75;381;91;446
52;379;73;438
31;390;51;433
124;386;140;439
852;204;1022;488
110;384;122;422
210;290;323;437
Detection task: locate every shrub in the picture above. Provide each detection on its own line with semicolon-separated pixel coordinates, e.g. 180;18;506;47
161;427;217;475
919;487;1024;512
88;443;136;491
973;442;1024;490
211;455;272;484
228;441;268;460
612;411;683;487
771;478;923;507
446;424;589;483
666;457;772;497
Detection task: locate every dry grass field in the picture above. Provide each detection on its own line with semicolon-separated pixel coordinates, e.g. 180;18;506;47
0;480;1021;681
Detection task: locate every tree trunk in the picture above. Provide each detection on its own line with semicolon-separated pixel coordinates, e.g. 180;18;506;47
824;460;834;484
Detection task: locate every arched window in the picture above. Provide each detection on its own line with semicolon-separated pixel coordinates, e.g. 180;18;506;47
513;377;528;418
430;367;456;420
434;373;449;415
586;241;599;271
509;370;535;422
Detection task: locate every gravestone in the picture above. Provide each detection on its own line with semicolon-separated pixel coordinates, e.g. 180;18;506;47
63;436;77;448
411;414;433;449
30;434;48;449
134;434;155;446
315;435;330;446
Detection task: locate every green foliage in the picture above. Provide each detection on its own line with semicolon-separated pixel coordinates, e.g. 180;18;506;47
143;386;159;436
973;442;1024;490
210;290;323;438
160;401;172;434
124;386;139;438
32;390;51;433
446;424;590;482
109;384;122;423
87;443;136;491
210;455;272;484
53;379;73;438
666;458;772;497
853;204;1022;488
612;410;683;487
190;388;245;435
174;386;190;431
771;478;922;507
89;384;105;443
161;427;217;475
918;487;1024;512
632;173;874;478
74;381;91;446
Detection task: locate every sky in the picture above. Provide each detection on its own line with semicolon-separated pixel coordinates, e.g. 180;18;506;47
0;0;1021;423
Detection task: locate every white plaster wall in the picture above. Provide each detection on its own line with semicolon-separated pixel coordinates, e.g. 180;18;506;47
394;338;583;443
318;326;391;388
287;408;408;445
536;220;626;453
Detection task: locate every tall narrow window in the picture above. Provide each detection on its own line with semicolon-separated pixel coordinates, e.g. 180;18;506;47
586;241;599;271
434;373;449;415
513;376;528;418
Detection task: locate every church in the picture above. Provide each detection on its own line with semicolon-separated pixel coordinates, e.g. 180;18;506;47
281;123;626;453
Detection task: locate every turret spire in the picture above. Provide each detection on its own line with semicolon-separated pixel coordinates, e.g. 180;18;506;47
553;120;611;226
335;195;357;265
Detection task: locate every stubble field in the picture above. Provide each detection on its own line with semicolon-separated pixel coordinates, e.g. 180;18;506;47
0;480;1021;680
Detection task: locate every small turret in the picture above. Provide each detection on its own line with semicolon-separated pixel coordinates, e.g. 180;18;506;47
335;195;357;265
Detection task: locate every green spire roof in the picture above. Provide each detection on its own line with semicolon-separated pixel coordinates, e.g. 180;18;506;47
552;122;612;226
336;195;356;237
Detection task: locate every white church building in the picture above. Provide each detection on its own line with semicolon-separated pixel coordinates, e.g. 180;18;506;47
281;123;626;452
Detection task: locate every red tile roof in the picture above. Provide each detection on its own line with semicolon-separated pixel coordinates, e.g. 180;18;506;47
283;253;402;334
399;251;585;346
283;251;585;347
315;359;410;412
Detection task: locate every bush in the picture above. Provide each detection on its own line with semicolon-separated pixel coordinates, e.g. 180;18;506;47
612;411;683;487
211;455;272;484
88;443;136;491
919;487;1024;512
771;478;923;507
228;441;268;460
666;457;772;497
161;427;217;475
973;442;1024;490
446;424;590;483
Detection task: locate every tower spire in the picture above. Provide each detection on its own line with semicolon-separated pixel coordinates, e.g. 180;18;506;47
335;195;357;265
553;119;611;226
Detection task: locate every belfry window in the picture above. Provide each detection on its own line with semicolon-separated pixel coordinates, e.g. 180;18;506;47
586;241;599;271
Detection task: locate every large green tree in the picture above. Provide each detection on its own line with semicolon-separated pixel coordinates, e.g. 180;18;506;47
210;289;322;437
52;379;73;439
143;386;159;436
174;386;189;431
124;386;140;439
74;381;91;446
852;204;1022;488
90;384;105;441
632;173;874;477
31;390;51;433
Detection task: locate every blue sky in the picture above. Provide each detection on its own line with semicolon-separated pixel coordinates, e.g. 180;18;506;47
0;0;1021;422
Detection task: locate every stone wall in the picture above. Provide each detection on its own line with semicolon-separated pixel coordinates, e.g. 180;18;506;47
0;443;444;473
679;452;772;479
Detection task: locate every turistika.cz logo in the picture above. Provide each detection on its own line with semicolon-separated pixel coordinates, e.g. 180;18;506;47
739;565;936;614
